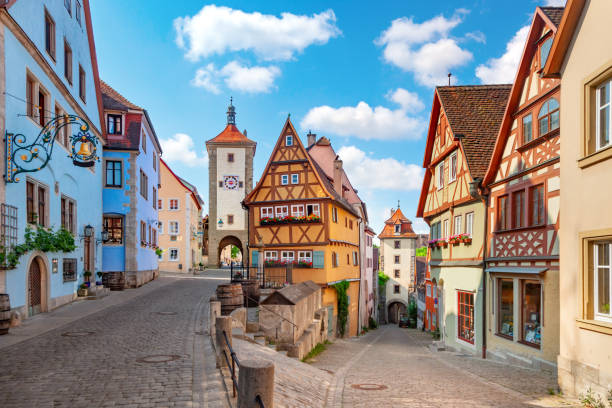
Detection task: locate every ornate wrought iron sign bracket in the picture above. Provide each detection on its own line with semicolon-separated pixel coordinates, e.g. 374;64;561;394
5;115;100;183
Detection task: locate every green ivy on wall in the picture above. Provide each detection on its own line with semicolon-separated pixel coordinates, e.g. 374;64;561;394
378;271;390;289
0;226;76;269
333;280;349;337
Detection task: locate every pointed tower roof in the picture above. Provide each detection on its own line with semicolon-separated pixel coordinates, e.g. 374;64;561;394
206;98;256;145
378;207;416;239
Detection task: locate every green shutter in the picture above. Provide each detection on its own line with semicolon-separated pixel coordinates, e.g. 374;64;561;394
313;251;325;269
251;250;259;267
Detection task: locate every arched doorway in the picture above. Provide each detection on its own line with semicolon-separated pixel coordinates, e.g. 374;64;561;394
218;235;243;267
28;256;48;316
388;301;407;324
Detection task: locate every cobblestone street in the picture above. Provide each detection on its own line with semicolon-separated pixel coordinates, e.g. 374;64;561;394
0;272;230;408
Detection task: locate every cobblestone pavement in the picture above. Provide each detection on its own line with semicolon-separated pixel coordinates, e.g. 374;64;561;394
0;272;230;408
309;325;576;408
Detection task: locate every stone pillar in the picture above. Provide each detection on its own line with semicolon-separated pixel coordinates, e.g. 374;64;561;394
238;359;274;408
210;299;221;338
215;316;232;368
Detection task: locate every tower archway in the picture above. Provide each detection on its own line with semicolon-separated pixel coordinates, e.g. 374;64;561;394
218;235;243;267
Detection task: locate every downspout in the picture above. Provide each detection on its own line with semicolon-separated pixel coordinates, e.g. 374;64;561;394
471;178;489;359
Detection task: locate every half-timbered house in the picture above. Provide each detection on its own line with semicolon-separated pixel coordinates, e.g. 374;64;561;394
417;85;511;354
244;118;362;337
482;6;563;370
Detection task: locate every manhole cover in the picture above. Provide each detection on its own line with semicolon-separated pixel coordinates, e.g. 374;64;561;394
136;354;181;363
350;384;388;391
61;331;95;337
154;312;177;316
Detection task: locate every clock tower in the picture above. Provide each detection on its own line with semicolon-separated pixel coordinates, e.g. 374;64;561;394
206;99;256;268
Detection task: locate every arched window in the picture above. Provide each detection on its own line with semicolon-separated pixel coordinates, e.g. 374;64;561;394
538;98;560;136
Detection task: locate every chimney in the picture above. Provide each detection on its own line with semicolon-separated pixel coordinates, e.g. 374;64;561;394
307;131;316;148
333;156;343;197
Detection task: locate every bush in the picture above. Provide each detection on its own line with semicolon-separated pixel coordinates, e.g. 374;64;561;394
368;317;378;330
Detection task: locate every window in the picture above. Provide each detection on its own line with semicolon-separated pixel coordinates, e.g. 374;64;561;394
158;221;163;234
55;104;69;148
298;251;312;263
453;215;462;235
64;39;72;84
26;75;35;119
141;130;146;152
103;217;123;244
522;114;533;144
281;251;294;263
281;174;289;185
540;37;553;68
286;135;293;146
291;204;304;217
64;0;71;15
265;251;278;260
332;252;338;267
153;153;157;171
75;1;82;25
26;182;34;224
394;269;400;278
227;215;234;225
347;253;350;265
538;98;560;136
457;291;474;344
306;204;320;217
443;219;449;238
105;160;122;187
26;182;48;227
437;162;444;189
152;187;157;209
158;199;163;210
139;170;148;199
140;221;147;246
37;87;48;127
78;65;86;102
45;11;55;59
394;224;400;234
512;191;525;229
394;240;400;249
522;281;541;347
291;174;299;184
449;153;457;182
332;207;338;223
394;255;400;264
169;199;179;210
497;279;514;338
426;285;431;297
60;195;76;234
349;220;353;230
260;207;273;218
498;195;509;230
594;242;611;322
169;248;179;261
239;181;244;188
596;80;611;152
465;213;473;237
169;221;179;235
529;185;545;226
62;258;77;282
394;285;400;294
227;153;234;162
275;206;288;218
107;114;122;135
353;251;359;266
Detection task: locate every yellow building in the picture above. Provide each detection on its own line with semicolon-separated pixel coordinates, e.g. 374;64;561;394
244;118;361;337
158;159;203;273
543;0;612;397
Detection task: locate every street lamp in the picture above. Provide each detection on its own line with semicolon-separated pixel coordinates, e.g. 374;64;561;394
83;225;94;238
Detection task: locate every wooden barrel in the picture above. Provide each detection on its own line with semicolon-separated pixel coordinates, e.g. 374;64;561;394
240;280;260;307
216;283;243;316
0;294;10;335
107;272;125;291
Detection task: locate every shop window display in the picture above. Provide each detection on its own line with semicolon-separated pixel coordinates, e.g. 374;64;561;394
498;279;514;338
458;291;474;344
522;281;541;346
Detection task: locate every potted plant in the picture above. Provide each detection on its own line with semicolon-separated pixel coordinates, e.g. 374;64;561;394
77;283;88;297
155;247;163;257
461;233;472;244
449;235;462;245
428;239;437;249
437;239;448;248
83;270;92;282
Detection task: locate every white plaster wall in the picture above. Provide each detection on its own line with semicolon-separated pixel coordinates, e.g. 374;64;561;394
216;147;246;230
382;237;415;303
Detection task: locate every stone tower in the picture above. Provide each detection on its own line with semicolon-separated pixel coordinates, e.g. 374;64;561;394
206;100;256;268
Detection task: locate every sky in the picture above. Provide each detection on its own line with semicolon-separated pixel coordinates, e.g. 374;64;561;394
90;0;566;239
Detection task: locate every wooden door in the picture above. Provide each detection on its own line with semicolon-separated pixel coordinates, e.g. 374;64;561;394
28;260;41;316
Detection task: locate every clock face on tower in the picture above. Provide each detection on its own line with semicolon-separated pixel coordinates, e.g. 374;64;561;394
224;175;239;190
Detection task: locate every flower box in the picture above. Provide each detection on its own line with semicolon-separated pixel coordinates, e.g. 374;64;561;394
260;215;321;226
449;235;462;245
437;240;448;248
264;260;313;268
460;234;472;244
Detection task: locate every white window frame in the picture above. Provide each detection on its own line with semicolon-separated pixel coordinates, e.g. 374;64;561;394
281;174;289;185
169;221;179;235
465;212;473;236
265;251;278;260
169;248;179;261
260;207;273;218
306;203;320;217
286;135;293;146
298;251;312;263
275;206;288;218
596;80;611;152
169;198;179;211
291;204;304;217
291;174;299;184
443;219;449;238
454;215;462;235
437;162;444;190
449;153;457;182
594;242;612;322
158;221;163;234
281;251;294;263
394;224;400;233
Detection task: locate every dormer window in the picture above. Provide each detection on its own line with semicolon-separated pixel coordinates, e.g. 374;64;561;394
394;224;401;233
286;135;293;146
540;37;553;69
107;114;122;135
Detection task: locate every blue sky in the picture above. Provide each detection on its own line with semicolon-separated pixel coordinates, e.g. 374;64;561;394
90;0;564;238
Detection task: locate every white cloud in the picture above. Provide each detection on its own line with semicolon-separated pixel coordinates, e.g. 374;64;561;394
337;146;424;191
301;89;426;140
191;61;281;94
376;12;473;87
465;31;486;44
544;0;566;6
475;25;529;84
160;133;208;167
174;5;341;62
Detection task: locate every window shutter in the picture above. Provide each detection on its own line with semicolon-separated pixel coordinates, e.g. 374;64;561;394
313;251;324;269
251;250;259;267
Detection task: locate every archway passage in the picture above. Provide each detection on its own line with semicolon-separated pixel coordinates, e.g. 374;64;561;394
388;302;407;324
28;258;42;316
218;235;243;267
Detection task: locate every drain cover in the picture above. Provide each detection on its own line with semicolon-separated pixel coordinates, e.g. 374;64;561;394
61;331;95;337
136;354;181;363
154;312;177;316
350;384;388;391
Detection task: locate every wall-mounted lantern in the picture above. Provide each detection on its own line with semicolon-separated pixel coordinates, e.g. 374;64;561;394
52;258;58;274
83;224;94;238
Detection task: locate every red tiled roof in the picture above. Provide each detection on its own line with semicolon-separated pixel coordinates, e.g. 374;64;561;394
378;207;417;239
207;124;256;144
436;85;511;179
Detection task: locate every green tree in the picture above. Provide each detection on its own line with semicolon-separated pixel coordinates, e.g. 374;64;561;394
230;245;240;259
416;246;427;256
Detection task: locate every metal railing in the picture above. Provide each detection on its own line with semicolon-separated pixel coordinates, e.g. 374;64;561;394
230;264;289;289
221;329;265;407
